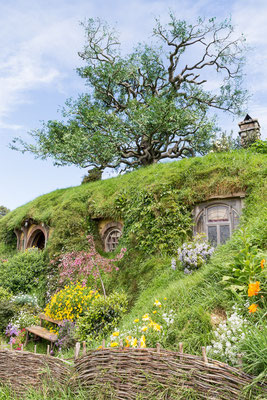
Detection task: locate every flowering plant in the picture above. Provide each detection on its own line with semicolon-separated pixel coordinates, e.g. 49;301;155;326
53;235;126;297
44;282;99;321
55;320;76;351
5;323;26;350
96;297;174;350
207;307;247;365
11;309;38;329
177;235;214;274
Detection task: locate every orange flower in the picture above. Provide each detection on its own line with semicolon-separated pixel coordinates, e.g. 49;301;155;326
248;281;261;297
260;259;265;269
248;303;258;313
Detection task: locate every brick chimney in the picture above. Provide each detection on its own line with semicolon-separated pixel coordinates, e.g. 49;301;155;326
238;114;261;147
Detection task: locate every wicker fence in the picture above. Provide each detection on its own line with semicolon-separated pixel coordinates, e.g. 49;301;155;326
0;349;70;395
74;347;267;400
0;346;266;399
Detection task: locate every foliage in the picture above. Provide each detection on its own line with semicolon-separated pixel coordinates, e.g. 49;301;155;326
210;132;240;153
238;321;267;378
11;293;39;308
249;139;267;154
177;235;214;274
206;307;247;364
0;206;10;218
12;15;247;173
75;292;128;342
222;230;265;295
0;301;17;333
44;283;98;322
116;188;192;254
0;286;11;302
0;248;48;296
55;320;76;350
56;235;126;296
11;309;38;329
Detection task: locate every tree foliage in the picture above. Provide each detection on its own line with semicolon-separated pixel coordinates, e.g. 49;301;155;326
0;206;10;218
13;14;247;173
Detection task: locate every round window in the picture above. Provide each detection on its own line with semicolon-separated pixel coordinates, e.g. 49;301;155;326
104;228;122;252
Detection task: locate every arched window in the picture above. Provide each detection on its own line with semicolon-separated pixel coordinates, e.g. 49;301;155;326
196;204;240;246
104;228;122;252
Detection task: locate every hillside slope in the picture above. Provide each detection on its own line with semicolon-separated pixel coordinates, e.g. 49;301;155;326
0;149;266;356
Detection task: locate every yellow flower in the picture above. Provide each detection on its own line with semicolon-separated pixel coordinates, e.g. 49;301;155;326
97;345;103;350
152;310;157;314
141;326;148;332
248;303;258;313
112;331;120;337
154;300;162;307
131;338;137;347
142;314;150;321
134;319;139;323
260;259;265;269
164;297;167;300
140;335;146;348
111;342;118;347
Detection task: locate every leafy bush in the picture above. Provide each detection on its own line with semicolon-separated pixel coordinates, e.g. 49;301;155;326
222;230;265;296
249;139;267;154
177;236;214;274
11;294;39;308
11;309;38;329
116;188;192;254
0;249;48;295
44;283;98;321
0;301;17;333
0;286;11;301
75;292;128;342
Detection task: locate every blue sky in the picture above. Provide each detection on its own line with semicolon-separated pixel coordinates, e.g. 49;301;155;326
1;0;266;210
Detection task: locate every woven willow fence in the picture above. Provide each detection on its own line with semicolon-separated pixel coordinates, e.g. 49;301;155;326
0;349;70;395
74;347;267;400
0;347;266;399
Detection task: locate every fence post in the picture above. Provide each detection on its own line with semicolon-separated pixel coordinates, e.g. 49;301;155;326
21;344;23;352
82;341;86;356
102;339;105;349
47;345;50;356
34;345;37;354
75;342;81;360
156;343;161;353
202;346;208;363
120;339;124;349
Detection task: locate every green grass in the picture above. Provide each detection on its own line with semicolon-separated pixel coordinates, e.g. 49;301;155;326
0;149;266;379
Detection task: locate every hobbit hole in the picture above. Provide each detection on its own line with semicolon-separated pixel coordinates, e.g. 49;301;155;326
193;194;245;246
14;220;49;251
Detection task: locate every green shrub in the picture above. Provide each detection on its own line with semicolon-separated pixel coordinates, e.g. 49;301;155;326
0;300;17;333
75;292;128;342
0;249;48;296
0;286;12;302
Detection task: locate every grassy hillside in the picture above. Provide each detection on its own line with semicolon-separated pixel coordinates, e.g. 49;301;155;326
0;149;266;362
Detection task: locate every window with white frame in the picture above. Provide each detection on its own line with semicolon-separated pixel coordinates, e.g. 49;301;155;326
195;202;241;246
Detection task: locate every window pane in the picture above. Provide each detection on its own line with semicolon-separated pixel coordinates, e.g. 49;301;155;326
208;226;217;246
196;213;204;233
220;225;230;244
208;206;229;222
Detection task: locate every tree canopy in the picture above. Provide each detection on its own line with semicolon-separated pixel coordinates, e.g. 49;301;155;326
12;14;247;174
0;206;10;218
